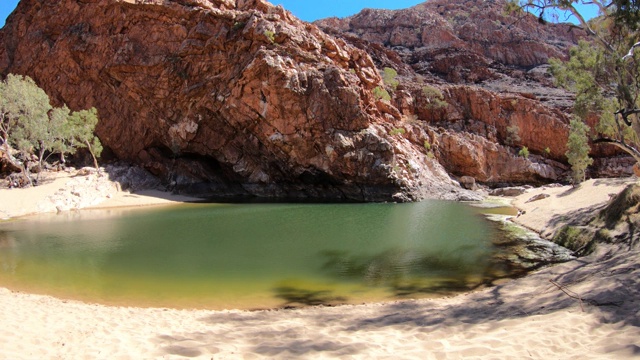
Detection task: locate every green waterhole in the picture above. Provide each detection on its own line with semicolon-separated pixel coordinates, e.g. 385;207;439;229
0;201;536;310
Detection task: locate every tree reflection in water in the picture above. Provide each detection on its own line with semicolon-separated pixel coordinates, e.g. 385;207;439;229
273;286;347;307
319;248;492;297
318;224;573;299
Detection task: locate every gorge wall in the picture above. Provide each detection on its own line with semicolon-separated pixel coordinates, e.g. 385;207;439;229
0;0;628;201
317;0;633;184
1;0;468;201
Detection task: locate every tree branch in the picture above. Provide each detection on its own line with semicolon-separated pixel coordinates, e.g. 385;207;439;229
622;41;640;61
615;108;640;126
550;279;585;311
593;136;640;163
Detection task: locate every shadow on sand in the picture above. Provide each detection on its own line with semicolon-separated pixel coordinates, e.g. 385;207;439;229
153;242;640;358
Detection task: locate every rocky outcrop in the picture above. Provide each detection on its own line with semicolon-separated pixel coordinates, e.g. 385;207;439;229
316;0;583;82
0;0;472;201
317;0;632;185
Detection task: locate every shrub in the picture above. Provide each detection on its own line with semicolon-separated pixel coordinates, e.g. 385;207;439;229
389;128;406;136
382;67;399;90
518;146;530;158
0;74;103;187
553;225;596;255
373;86;391;101
422;85;448;109
505;124;521;146
264;30;276;43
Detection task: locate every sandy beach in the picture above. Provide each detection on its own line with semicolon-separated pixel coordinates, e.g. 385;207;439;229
0;173;639;359
0;169;202;220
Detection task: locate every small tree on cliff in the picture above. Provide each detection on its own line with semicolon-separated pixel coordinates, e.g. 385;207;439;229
510;1;640;166
382;67;400;90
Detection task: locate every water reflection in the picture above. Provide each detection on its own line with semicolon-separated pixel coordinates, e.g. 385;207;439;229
273;286;347;307
319;247;491;297
0;230;17;275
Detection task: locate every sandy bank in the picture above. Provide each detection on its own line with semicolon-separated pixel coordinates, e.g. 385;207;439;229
0;176;639;359
0;169;202;219
510;177;637;238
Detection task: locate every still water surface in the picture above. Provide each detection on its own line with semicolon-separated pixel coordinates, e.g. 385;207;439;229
0;201;516;310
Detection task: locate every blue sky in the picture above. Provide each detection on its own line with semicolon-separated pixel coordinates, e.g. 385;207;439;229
0;0;599;28
271;0;426;20
1;0;19;27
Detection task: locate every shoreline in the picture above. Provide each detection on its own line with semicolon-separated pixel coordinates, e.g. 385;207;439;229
0;169;204;221
1;173;639;358
1;243;637;359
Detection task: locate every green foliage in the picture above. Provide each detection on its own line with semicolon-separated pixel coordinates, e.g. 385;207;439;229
67;107;103;169
0;74;56;171
566;118;593;184
382;67;399;90
611;0;640;30
504;0;523;16
544;147;551;155
0;74;51;151
423;141;436;158
523;1;640;162
549;41;616;121
553;225;596;255
38;105;70;165
389;128;406;136
422;85;448;109
505;124;521;146
518;146;530;158
372;86;391;101
0;74;103;184
264;30;276;43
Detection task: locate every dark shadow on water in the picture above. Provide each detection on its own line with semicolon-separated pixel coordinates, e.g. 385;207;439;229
317;230;570;299
273;286;347;307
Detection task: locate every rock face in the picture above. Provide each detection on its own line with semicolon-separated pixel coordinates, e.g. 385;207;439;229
0;0;629;201
317;0;631;184
318;0;582;75
0;0;468;201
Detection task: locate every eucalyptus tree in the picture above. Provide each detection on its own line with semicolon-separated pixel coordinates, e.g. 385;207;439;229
0;74;103;186
66;107;103;170
0;74;52;184
510;1;640;165
566;117;594;183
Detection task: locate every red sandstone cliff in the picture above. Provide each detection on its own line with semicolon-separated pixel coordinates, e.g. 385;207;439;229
0;0;473;201
0;0;629;200
317;0;632;183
